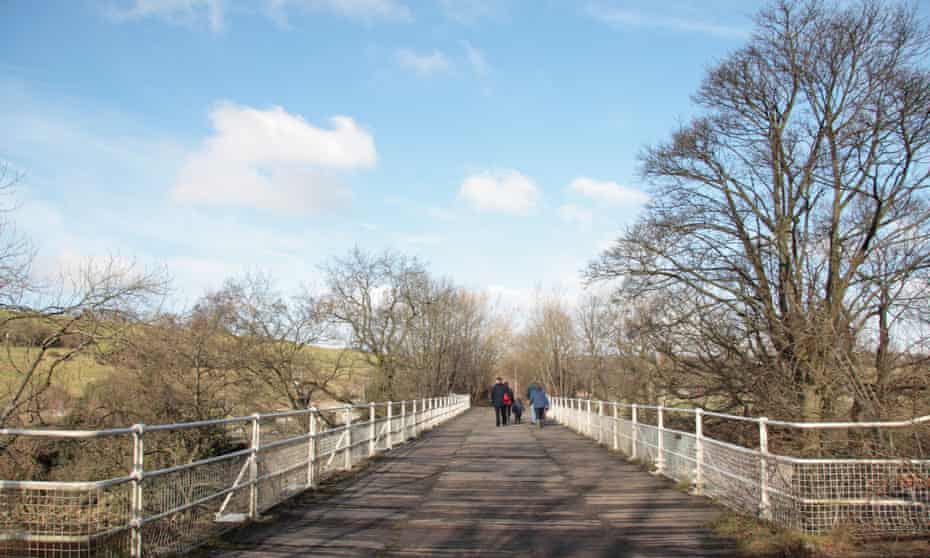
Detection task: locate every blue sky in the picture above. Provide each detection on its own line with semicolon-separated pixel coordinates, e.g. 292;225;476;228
2;0;770;308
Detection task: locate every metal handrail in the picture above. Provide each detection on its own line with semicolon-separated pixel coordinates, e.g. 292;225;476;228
0;394;473;558
549;395;930;539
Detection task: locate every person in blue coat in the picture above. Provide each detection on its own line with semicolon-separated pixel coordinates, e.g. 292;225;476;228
526;382;540;423
529;385;550;429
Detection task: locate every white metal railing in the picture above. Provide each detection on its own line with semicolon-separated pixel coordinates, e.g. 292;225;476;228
551;397;930;537
0;394;470;557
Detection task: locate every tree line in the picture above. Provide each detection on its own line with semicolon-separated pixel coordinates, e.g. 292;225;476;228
3;0;929;476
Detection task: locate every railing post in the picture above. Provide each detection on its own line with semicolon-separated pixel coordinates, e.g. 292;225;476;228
612;402;619;451
759;417;771;519
598;400;605;444
694;409;704;495
249;413;261;519
307;408;318;489
586;399;592;437
130;424;144;558
631;404;639;461
401;400;407;440
412;399;418;437
344;405;352;471
387;401;394;450
655;405;666;475
369;402;376;457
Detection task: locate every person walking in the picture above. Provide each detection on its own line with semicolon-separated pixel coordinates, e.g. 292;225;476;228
504;382;515;423
512;397;524;424
530;385;549;429
527;383;540;424
490;377;509;426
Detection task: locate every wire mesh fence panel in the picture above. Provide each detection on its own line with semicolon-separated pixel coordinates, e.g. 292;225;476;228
141;451;251;557
662;429;697;483
594;409;608;444
374;418;389;452
258;437;310;513
551;398;930;538
0;396;471;558
390;414;402;447
349;423;369;467
634;423;660;466
793;460;930;536
617;418;634;455
0;483;131;558
691;436;761;514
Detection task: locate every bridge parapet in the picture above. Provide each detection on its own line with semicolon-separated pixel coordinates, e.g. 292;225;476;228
551;397;930;539
0;395;471;557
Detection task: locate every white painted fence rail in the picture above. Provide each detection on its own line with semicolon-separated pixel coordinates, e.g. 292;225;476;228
551;397;930;538
0;394;470;557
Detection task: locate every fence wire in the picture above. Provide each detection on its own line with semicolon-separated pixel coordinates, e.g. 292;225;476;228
553;398;930;538
0;396;470;557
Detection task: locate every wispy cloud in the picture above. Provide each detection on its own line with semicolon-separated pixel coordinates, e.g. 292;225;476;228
461;40;489;76
267;0;413;27
458;170;540;216
172;101;376;214
105;0;412;32
558;203;593;230
586;4;748;40
396;48;451;76
568;177;648;207
439;0;499;24
105;0;226;33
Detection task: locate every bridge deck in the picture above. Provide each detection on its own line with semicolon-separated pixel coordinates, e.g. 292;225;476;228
204;407;740;557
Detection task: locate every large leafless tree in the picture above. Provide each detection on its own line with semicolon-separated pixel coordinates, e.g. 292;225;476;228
588;1;930;433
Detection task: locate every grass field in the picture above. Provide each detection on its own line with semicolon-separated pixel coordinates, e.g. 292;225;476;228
0;346;117;397
0;342;374;420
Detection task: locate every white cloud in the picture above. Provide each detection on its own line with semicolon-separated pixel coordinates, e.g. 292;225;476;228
172;102;376;214
107;0;412;32
440;0;498;24
458;170;540;215
396;49;451;76
267;0;413;26
461;40;489;76
558;203;593;229
106;0;226;32
586;4;748;40
568;177;648;207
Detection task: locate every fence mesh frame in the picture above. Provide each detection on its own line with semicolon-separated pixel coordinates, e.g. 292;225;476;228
0;396;470;558
552;397;930;538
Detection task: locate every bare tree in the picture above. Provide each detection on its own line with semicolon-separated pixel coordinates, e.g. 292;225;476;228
402;282;502;397
0;164;32;306
216;273;350;410
521;292;577;396
0;258;167;431
588;0;930;440
321;248;428;399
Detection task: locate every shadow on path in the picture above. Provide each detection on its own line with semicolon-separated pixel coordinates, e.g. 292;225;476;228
202;408;741;558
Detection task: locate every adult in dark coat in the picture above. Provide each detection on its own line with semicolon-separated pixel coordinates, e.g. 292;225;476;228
490;377;509;426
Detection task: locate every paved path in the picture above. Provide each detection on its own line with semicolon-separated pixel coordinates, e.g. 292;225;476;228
205;408;741;557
